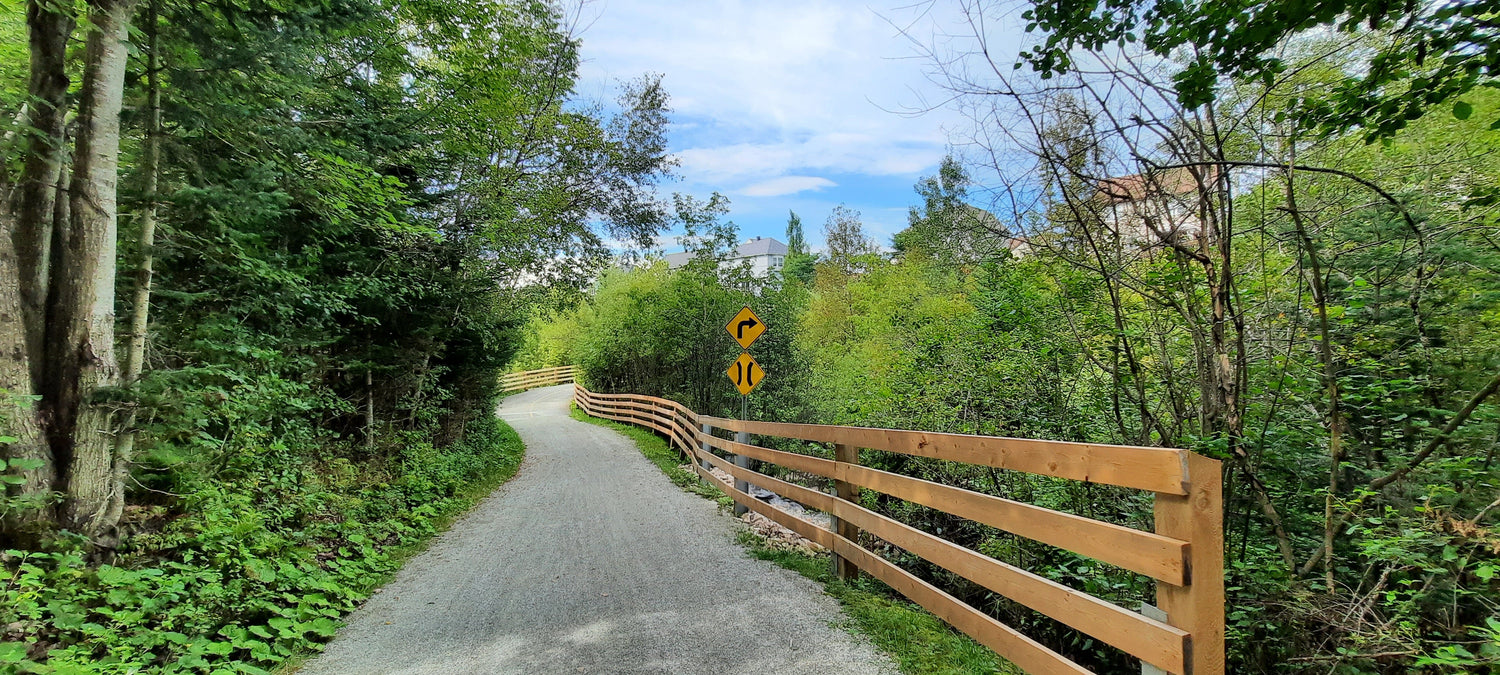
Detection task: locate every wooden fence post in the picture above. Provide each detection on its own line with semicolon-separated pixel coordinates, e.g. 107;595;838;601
1153;452;1225;675
699;423;713;475
733;429;751;516
831;443;861;581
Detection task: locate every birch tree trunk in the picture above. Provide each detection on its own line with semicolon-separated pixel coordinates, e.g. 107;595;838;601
107;0;161;531
48;0;140;536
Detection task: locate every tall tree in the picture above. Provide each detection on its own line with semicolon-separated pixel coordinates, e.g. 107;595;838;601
2;0;142;540
783;209;814;283
47;0;141;537
785;210;806;254
822;204;875;274
894;155;1019;265
0;0;74;539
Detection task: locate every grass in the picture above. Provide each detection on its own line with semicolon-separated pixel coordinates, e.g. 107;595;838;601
570;404;1021;675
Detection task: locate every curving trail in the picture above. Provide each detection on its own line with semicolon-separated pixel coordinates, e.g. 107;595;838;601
298;384;894;675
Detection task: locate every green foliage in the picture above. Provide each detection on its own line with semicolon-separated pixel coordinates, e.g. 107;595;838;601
1018;0;1500;140
539;95;1500;668
894;156;1021;266
0;418;523;673
0;1;24;109
562;195;810;422
1;0;669;670
784;211;816;284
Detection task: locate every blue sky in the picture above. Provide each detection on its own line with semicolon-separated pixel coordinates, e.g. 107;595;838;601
572;1;1026;253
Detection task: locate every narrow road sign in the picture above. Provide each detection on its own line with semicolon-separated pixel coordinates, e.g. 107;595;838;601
725;306;766;349
725;352;766;396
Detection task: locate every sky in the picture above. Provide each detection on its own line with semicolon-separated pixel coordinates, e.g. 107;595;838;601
572;1;1026;253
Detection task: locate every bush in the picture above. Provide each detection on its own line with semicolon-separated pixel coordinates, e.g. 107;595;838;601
0;418;523;674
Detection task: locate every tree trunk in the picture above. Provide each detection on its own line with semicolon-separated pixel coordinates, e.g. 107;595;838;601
1284;159;1344;590
365;369;376;450
108;0;161;531
14;0;75;389
48;0;140;537
0;0;76;543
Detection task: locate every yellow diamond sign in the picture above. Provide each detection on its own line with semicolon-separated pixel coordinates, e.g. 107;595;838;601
725;352;766;396
725;306;766;349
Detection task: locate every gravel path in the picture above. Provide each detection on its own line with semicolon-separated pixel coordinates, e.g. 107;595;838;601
298;384;895;675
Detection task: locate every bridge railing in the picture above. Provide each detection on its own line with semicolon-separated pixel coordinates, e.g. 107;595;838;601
500;365;577;392
573;384;1223;675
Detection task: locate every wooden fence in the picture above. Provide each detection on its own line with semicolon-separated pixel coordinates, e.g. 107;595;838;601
572;384;1224;675
500;365;577;392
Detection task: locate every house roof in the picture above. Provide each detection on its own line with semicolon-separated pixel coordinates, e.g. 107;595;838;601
735;237;788;257
662;237;788;269
1096;167;1216;204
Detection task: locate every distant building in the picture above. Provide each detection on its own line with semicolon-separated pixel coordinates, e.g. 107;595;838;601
665;236;789;276
1095;167;1214;244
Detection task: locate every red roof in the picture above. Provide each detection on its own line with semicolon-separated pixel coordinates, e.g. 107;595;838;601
1096;167;1216;204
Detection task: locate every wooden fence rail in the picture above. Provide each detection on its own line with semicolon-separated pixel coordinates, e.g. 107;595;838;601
572;384;1224;675
500;365;577;392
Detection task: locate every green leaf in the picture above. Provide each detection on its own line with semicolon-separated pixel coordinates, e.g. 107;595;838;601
1454;100;1473;120
0;642;29;664
308;617;340;637
244;558;276;583
7;458;42;471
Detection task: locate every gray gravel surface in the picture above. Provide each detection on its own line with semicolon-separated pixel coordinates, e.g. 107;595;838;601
298;384;895;675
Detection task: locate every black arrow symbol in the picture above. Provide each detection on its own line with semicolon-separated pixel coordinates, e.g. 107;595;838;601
736;318;759;339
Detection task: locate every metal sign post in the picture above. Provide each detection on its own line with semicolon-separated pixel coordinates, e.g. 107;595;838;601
724;306;768;516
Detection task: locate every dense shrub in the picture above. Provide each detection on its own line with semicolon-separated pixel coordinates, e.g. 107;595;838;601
1;418;522;674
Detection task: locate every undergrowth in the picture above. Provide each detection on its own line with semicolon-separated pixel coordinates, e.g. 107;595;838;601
0;417;525;674
570;404;1018;675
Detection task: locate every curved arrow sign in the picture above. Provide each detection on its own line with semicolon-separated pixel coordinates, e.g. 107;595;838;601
725;306;766;349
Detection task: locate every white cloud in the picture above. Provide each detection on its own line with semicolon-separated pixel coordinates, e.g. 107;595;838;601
573;1;1001;190
739;175;836;197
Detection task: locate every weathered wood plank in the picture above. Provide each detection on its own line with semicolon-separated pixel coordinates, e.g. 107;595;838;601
699;434;839;479
698;432;1188;584
832;494;1188;673
583;388;1222;675
700;415;1188;494
841;464;1188;584
833;443;860;581
707;451;1189;673
831;536;1093;675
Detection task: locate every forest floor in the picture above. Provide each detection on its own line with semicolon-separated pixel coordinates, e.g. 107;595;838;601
296;384;894;674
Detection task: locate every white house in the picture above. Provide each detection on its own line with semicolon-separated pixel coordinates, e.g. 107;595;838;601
1095;167;1213;245
664;236;789;276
